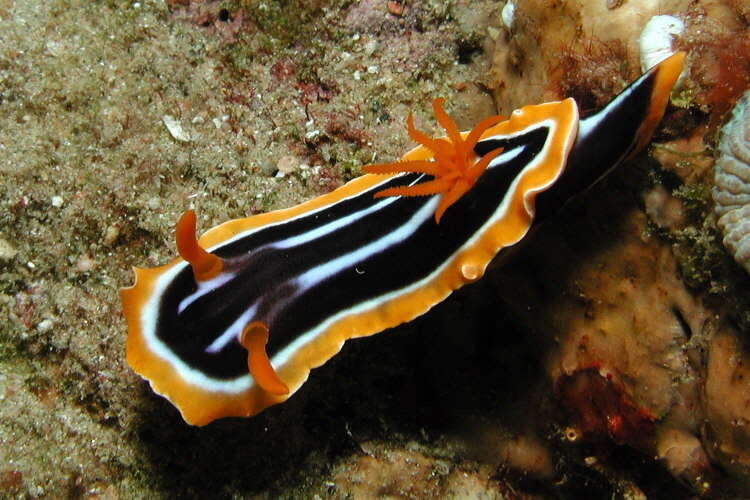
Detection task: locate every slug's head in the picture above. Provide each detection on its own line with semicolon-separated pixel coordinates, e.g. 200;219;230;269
122;211;289;425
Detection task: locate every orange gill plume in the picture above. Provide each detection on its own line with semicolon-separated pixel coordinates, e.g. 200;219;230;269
363;98;504;223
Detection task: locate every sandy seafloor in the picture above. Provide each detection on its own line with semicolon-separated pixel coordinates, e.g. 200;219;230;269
0;1;515;497
1;0;749;498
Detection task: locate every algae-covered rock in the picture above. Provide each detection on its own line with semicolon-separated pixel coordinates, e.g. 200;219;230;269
2;0;749;497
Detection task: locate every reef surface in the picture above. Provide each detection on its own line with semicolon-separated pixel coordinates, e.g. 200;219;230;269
0;0;749;498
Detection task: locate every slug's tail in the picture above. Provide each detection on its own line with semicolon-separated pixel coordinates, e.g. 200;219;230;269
532;51;685;220
631;51;685;158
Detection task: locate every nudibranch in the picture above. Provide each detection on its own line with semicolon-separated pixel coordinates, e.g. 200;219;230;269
121;52;684;426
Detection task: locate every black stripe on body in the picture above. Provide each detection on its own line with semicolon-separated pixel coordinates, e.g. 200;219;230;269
529;65;658;220
474;64;663;224
155;126;550;380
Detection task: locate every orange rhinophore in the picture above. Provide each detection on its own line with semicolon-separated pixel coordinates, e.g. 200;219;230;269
240;322;290;396
175;210;223;282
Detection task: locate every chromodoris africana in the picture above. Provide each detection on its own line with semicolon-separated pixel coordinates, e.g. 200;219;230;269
122;53;685;425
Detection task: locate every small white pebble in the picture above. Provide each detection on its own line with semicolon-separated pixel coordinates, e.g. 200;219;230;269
27;261;35;270
305;129;320;140
353;70;361;81
76;254;96;272
163;115;191;142
0;238;17;261
103;224;120;246
51;195;63;207
37;319;53;333
364;39;378;56
212;115;229;130
45;40;63;57
502;1;515;30
639;15;684;73
367;65;378;74
277;155;299;174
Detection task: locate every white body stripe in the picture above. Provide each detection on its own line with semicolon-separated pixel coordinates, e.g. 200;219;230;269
296;197;439;290
205;304;258;353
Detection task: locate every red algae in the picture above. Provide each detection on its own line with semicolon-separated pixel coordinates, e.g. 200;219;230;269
690;34;750;124
0;470;23;495
557;367;656;450
548;37;631;113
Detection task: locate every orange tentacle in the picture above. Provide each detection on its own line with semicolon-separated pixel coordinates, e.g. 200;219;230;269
407;114;453;163
434;179;471;223
467;147;504;180
432;98;464;163
176;210;224;282
465;115;505;151
240;322;289;396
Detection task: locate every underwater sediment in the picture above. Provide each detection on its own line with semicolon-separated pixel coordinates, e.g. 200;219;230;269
1;0;749;498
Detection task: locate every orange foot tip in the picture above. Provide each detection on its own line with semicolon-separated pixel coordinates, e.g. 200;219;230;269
362;98;505;223
175;210;224;282
240;322;290;396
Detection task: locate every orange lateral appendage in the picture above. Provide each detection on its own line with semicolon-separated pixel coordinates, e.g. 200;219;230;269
362;98;505;223
175;210;224;282
240;322;290;396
